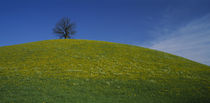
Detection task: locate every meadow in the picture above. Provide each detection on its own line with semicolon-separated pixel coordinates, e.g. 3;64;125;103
0;39;209;103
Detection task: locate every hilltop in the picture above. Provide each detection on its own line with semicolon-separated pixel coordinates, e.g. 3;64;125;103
0;39;209;103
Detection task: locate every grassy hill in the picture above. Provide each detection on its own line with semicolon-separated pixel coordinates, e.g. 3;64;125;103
0;39;209;103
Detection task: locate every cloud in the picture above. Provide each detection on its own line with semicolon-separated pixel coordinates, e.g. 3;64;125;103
149;14;210;65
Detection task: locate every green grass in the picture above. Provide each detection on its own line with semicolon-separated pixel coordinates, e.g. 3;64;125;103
0;39;209;103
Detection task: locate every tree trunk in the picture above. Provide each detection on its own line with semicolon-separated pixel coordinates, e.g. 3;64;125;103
64;34;68;39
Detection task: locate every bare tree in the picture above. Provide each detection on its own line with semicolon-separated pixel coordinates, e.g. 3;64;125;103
53;17;76;39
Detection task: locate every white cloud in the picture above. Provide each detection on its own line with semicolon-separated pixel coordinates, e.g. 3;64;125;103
149;14;210;65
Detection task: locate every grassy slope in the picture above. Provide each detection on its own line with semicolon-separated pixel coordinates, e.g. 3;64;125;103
0;39;209;103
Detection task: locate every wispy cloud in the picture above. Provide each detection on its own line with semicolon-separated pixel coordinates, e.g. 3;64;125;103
149;14;210;65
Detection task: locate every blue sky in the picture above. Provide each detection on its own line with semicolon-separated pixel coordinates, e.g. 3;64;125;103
0;0;210;65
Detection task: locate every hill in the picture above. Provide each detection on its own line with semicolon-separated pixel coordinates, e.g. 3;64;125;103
0;39;209;103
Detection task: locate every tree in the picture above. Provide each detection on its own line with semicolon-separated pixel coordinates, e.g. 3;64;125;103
53;17;76;39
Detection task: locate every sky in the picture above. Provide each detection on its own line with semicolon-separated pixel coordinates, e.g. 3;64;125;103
0;0;210;65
